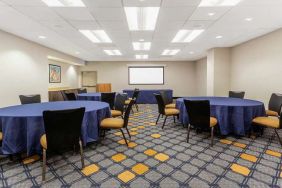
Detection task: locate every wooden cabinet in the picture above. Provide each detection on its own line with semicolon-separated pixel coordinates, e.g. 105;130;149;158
96;83;111;92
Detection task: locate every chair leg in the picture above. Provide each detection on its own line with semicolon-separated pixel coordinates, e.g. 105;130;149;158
120;129;129;146
274;129;282;146
135;104;139;112
126;127;131;139
173;116;176;123
79;140;85;168
42;148;47;181
156;114;161;124
211;127;214;147
162;116;167;129
187;124;191;143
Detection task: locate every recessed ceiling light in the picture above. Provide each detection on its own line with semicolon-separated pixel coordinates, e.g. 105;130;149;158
208;12;215;16
124;7;160;31
162;49;180;56
216;35;223;39
133;42;151;51
38;35;46;39
79;30;112;43
104;50;122;56
139;39;145;42
189;51;195;54
41;0;85;7
136;55;148;59
172;30;204;43
75;51;80;54
199;0;241;7
245;17;253;21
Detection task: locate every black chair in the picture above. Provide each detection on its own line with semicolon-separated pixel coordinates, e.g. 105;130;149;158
125;89;140;112
159;90;175;108
184;100;218;146
154;94;180;129
229;91;245;99
64;92;77;101
266;93;282;117
78;88;87;94
40;108;85;181
101;92;116;110
111;93;127;118
100;100;135;146
19;94;41;104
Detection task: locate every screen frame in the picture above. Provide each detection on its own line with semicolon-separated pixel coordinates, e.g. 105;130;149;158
128;66;165;85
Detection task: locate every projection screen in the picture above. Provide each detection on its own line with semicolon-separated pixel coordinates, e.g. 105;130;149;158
128;66;164;85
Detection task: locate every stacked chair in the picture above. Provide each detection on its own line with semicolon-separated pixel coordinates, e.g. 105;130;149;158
61;91;77;101
229;91;245;99
77;88;87;94
19;94;41;104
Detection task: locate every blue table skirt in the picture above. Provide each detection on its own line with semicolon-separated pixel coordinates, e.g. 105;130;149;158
0;101;111;155
176;97;266;136
77;93;101;101
123;89;173;104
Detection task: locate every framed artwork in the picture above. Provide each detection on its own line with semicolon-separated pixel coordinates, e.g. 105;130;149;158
49;64;61;83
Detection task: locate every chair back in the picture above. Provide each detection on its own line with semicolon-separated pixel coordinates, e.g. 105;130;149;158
101;92;116;109
184;100;210;129
132;89;140;100
229;91;245;99
19;94;41;104
154;94;165;115
123;99;135;128
65;92;77;101
78;88;87;94
159;90;172;105
115;93;127;113
43;108;85;152
269;93;282;114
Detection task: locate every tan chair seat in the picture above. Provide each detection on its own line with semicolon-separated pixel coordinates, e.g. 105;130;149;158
252;117;279;129
40;134;47;149
125;99;131;105
266;110;279;117
165;108;179;116
111;110;122;117
0;132;2;141
101;118;124;129
165;103;176;109
210;117;218;127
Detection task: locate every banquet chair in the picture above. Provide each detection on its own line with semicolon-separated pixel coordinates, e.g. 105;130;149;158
41;107;85;181
184;100;218;146
78;88;87;94
229;91;245;99
0;131;2;144
125;88;140;112
100;100;135;146
101;92;116;110
111;93;127;118
160;90;175;109
64;92;77;101
266;93;282;117
154;94;179;129
252;112;282;146
19;94;41;104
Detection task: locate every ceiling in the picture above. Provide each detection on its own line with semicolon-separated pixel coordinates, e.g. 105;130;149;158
0;0;282;62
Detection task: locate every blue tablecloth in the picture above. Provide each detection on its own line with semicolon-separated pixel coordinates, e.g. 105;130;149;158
176;97;266;136
77;93;101;101
0;101;111;155
123;89;173;104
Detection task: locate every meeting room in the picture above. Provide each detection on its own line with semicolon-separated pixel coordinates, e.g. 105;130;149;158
0;0;282;187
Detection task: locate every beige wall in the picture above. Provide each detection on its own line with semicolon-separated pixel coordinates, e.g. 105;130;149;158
230;28;282;104
80;61;197;97
0;30;84;107
195;58;207;96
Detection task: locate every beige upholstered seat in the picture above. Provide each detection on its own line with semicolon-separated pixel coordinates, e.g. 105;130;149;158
266;110;279;117
125;99;131;105
165;103;176;109
111;110;122;117
252;117;279;129
40;134;47;149
210;117;218;127
164;108;179;116
101;118;124;129
0;132;2;141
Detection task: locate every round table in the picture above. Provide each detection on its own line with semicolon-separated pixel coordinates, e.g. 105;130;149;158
77;93;101;101
176;97;266;136
0;101;111;155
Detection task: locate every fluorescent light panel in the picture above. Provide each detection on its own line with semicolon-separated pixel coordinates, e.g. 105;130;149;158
135;55;148;59
172;30;204;43
162;49;180;56
199;0;241;7
79;30;112;43
124;7;160;31
104;50;122;56
41;0;85;7
133;42;151;51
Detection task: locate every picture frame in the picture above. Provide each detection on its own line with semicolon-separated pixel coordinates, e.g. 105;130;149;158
49;64;61;83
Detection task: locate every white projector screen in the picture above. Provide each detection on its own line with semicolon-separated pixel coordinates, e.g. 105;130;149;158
129;66;164;85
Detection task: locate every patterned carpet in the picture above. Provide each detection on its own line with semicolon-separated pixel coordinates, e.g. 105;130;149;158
0;104;282;187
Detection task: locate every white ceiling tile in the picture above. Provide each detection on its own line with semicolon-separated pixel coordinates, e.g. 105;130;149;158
159;7;196;21
84;0;122;8
190;7;231;21
2;0;46;6
161;0;201;7
54;7;94;21
13;7;62;21
123;0;161;7
91;8;125;21
68;20;100;30
183;20;213;30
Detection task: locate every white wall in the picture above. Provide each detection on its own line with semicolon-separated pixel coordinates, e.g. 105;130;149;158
0;30;84;107
230;28;282;104
80;61;197;97
195;58;207;96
